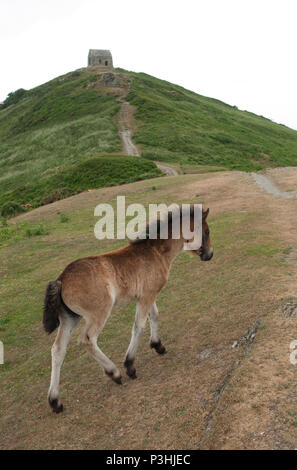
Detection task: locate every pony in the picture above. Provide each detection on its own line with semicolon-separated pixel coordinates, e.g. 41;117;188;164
43;206;213;412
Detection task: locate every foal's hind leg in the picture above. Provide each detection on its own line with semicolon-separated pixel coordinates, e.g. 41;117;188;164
81;312;122;385
149;302;167;355
124;300;151;379
48;312;80;413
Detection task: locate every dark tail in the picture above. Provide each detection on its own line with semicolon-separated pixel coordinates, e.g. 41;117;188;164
43;280;63;334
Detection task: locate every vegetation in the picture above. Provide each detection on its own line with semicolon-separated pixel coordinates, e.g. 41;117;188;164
0;173;294;449
0;69;125;216
0;88;27;110
1;67;296;218
125;71;297;171
0;155;161;214
0;220;49;245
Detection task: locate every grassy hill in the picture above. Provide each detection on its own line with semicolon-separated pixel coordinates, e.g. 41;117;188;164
125;71;297;170
0;68;161;217
1;67;296;216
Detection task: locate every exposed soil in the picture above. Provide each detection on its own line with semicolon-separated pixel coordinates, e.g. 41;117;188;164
118;101;140;156
154;162;179;176
252;172;297;198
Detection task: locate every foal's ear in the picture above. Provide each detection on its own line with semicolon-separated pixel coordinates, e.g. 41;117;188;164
202;208;210;220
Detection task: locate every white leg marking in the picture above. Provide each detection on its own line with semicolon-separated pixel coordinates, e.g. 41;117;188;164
125;301;149;362
149;302;160;344
48;314;80;402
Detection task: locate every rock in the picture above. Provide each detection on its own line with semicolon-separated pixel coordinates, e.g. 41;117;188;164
282;301;297;317
99;73;119;87
197;348;212;361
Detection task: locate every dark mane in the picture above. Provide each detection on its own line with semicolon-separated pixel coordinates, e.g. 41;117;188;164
130;206;195;245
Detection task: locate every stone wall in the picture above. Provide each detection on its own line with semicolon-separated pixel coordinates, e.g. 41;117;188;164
88;50;113;68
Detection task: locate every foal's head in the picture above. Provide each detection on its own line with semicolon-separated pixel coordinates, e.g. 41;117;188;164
130;205;213;262
185;207;213;261
199;208;213;261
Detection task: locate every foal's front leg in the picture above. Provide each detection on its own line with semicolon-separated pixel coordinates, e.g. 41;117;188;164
149;302;167;355
124;300;151;379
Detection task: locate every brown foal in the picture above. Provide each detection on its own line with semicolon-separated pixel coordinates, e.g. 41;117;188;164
43;206;213;413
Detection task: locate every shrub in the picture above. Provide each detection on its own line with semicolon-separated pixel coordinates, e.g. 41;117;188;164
60;213;69;223
42;189;70;205
1;88;27;109
0;202;25;218
25;223;49;237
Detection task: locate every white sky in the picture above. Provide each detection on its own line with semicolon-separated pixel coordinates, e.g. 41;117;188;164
1;0;297;130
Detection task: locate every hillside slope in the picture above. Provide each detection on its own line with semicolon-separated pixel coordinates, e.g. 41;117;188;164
0;68;161;216
1;67;297;215
125;70;297;170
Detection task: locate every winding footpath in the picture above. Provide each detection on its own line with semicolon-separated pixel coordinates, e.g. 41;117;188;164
118;93;295;190
117;99;179;176
118;101;140;157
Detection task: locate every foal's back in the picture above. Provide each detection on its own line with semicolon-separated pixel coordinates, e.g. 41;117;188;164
59;243;168;312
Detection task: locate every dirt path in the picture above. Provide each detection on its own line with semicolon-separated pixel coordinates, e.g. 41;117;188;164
118;101;140;157
154;162;179;176
252;171;297;198
117;92;179;176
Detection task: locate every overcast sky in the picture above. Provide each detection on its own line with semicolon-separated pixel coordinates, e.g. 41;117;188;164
1;0;297;130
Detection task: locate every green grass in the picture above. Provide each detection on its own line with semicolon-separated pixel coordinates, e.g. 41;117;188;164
0;69;126;216
0;154;162;214
124;70;297;171
1;66;297;218
0;221;50;246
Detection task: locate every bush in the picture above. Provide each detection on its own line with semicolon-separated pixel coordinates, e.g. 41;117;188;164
42;189;70;205
1;88;27;109
60;213;69;223
25;223;49;237
0;202;25;218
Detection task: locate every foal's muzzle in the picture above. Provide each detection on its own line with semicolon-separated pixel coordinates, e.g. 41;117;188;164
199;247;213;261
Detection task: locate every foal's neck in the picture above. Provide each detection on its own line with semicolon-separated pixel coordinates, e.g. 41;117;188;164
156;238;184;267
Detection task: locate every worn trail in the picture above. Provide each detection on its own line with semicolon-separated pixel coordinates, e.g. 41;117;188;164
117;98;179;176
252;172;297;198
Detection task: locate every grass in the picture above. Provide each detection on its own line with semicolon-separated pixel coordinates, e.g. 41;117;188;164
0;154;162;214
1;67;297;217
59;213;69;223
0;221;50;246
0;68;136;216
0;70;122;195
0;173;293;449
124;70;297;171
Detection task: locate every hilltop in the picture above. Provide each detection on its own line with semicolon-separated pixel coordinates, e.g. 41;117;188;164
0;66;296;216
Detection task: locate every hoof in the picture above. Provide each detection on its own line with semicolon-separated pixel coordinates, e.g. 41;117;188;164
124;358;137;379
126;368;137;379
113;376;122;385
150;340;167;355
105;370;122;385
49;398;64;414
53;404;64;413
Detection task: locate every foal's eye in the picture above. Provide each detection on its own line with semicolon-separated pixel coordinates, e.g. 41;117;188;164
205;229;209;237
